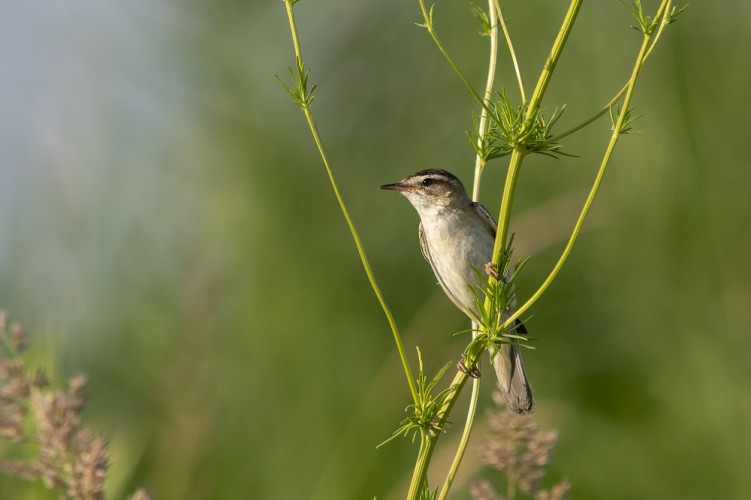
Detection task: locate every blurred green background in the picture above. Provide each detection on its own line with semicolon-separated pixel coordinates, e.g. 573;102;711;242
1;1;749;498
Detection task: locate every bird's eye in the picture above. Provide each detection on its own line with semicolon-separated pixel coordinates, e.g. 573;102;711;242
421;178;434;187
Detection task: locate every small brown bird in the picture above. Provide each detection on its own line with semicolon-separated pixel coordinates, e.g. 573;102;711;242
381;169;534;415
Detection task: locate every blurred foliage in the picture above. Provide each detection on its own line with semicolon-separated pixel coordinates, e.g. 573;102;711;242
1;1;750;499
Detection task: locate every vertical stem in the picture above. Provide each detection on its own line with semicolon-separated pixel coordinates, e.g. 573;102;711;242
407;338;487;500
407;435;432;500
490;149;524;267
471;0;500;200
436;361;480;500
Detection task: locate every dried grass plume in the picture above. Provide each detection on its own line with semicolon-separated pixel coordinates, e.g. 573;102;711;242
470;392;570;500
0;311;149;499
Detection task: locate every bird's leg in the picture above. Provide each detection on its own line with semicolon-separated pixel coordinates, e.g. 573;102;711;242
457;353;481;378
484;261;504;281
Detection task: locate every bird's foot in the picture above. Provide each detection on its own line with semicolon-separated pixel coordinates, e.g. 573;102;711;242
485;262;502;281
457;354;481;378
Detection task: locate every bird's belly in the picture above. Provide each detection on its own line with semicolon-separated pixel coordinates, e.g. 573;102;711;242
429;230;493;317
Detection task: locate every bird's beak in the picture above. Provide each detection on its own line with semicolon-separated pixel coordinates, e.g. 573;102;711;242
380;181;413;192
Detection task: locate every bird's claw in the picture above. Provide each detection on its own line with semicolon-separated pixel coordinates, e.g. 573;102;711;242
485;262;500;280
485;262;509;283
457;354;481;378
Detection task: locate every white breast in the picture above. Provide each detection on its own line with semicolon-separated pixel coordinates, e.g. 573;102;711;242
421;209;495;317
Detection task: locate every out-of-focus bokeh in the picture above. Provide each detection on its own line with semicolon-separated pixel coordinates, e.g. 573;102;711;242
1;1;749;498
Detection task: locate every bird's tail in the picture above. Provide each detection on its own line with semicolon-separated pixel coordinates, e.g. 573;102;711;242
492;324;534;415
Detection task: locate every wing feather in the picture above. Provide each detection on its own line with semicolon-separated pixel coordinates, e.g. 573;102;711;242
473;202;497;237
418;222;431;263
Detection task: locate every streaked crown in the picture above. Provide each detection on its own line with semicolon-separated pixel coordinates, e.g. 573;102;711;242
380;169;469;205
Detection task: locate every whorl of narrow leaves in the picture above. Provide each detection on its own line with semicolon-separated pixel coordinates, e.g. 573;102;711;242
277;57;317;109
609;105;642;135
468;90;571;162
624;0;687;34
378;348;455;448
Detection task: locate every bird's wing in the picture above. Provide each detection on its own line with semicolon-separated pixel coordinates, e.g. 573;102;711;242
418;222;431;263
473;202;498;237
474;201;526;323
419;221;470;315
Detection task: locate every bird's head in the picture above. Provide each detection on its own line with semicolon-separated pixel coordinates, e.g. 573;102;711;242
380;169;470;214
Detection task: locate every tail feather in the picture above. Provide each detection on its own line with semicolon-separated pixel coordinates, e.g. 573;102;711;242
492;342;534;416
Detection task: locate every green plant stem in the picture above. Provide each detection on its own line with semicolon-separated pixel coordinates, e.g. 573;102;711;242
407;435;432;500
490;0;582;267
281;0;418;404
471;0;500;200
526;0;582;118
417;0;512;132
418;0;487;112
497;0;673;331
407;370;470;500
406;337;487;500
551;87;626;143
494;0;525;103
436;363;480;500
490;149;524;268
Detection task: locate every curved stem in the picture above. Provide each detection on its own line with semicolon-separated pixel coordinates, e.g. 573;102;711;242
550;86;626;143
494;0;525;103
418;0;487;113
282;0;418;404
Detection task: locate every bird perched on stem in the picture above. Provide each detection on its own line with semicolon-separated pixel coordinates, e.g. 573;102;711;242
381;169;534;415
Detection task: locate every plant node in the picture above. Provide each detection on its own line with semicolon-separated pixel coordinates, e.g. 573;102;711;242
469;90;571;161
276;57;317;109
378;349;455;447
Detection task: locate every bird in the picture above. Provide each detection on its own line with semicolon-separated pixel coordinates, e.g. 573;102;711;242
380;168;534;415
